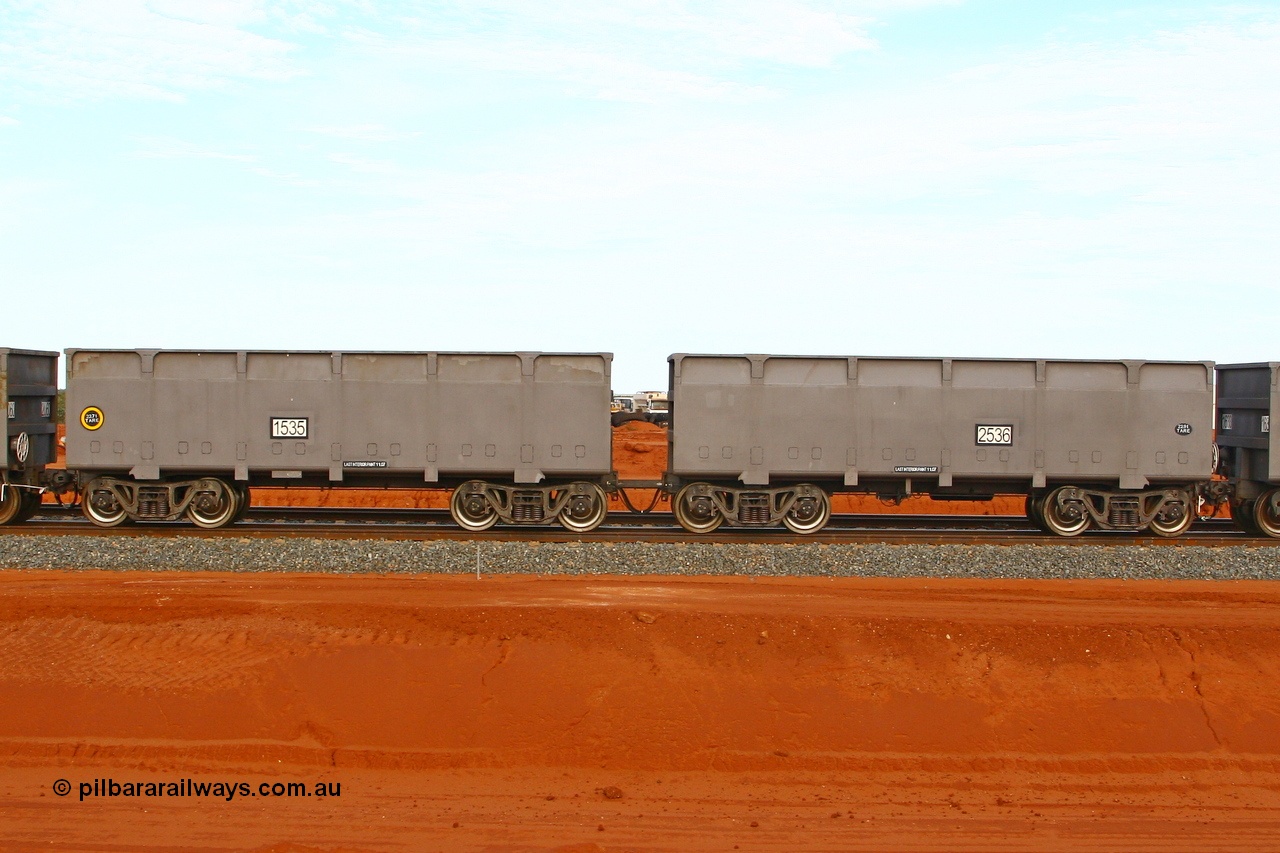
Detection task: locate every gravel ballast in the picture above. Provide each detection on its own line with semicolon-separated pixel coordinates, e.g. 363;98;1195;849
2;536;1280;580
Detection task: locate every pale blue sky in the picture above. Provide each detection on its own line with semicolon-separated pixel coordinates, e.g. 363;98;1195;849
2;1;1277;390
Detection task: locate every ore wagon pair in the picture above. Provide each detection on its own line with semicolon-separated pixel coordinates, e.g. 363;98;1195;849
5;347;1280;538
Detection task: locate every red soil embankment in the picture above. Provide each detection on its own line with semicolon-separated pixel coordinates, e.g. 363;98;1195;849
1;573;1278;851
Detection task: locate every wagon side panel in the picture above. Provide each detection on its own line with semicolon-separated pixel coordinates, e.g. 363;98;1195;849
941;360;1038;484
668;355;759;481
65;350;153;475
528;354;613;479
333;353;432;480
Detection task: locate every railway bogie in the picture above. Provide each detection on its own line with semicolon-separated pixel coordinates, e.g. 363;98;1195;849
671;481;831;534
1023;484;1197;538
448;479;609;533
78;475;244;528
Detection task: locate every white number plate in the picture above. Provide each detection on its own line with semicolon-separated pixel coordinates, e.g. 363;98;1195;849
976;424;1013;446
271;417;309;439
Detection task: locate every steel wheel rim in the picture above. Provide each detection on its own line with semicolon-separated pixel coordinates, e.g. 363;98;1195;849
1148;494;1194;537
0;485;22;526
673;484;722;534
16;490;41;522
1042;487;1090;537
1232;499;1260;534
232;484;252;522
782;486;830;534
1025;492;1050;533
450;482;499;532
1253;489;1280;538
557;483;607;533
186;479;239;529
82;478;128;527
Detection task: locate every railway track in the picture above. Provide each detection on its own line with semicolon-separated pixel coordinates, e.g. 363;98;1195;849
3;505;1266;547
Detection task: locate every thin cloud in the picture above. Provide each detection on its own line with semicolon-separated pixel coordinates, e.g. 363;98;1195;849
257;9;1280;293
0;0;301;102
0;1;890;105
326;152;399;173
343;1;877;103
132;136;259;162
307;124;423;142
249;165;320;187
355;33;769;103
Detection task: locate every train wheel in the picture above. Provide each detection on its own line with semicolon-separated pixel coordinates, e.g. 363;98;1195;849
0;484;22;526
673;483;723;534
186;478;239;529
1148;492;1195;538
782;485;830;534
82;477;129;528
1041;486;1090;537
1025;492;1049;533
1252;488;1280;538
558;483;607;533
232;484;252;522
1231;499;1260;535
450;481;499;532
15;490;42;522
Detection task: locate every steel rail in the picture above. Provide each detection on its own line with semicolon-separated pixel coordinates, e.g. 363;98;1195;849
3;506;1268;547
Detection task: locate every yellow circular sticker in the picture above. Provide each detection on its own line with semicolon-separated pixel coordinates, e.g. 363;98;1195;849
80;406;105;431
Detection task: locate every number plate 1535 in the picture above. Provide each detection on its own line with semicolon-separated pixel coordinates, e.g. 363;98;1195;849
271;417;309;439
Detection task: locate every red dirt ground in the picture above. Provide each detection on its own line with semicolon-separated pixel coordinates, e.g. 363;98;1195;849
2;571;1279;851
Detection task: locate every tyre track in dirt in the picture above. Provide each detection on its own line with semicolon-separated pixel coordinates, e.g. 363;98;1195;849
1;572;1279;851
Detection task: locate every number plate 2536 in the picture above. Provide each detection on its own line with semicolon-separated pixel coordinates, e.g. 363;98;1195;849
976;425;1013;446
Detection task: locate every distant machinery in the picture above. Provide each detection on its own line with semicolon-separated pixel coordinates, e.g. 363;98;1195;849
611;391;669;427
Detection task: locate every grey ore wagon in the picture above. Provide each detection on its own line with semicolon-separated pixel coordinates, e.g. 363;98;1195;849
1215;362;1280;537
666;354;1214;537
66;349;614;531
1;349;60;525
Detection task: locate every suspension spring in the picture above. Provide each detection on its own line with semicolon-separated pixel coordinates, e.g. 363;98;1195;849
738;494;771;525
1108;497;1140;530
511;494;544;523
137;489;169;519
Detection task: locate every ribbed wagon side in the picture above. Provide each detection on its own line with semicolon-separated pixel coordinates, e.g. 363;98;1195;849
0;349;60;525
1215;362;1280;537
666;354;1215;537
65;349;614;531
